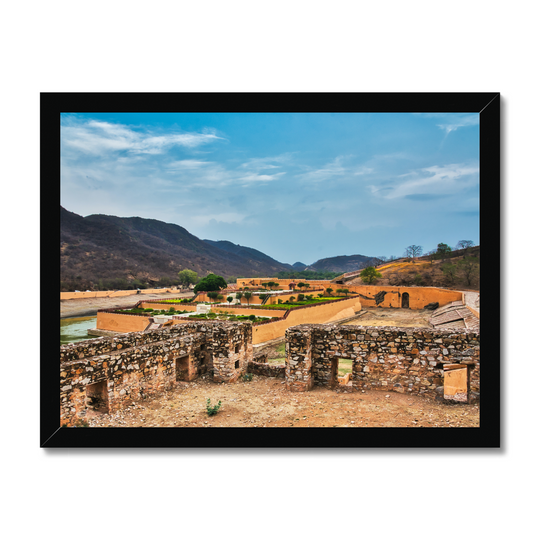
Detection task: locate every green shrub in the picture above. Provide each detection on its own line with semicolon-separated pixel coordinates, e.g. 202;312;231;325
242;373;253;382
206;398;222;416
248;314;256;321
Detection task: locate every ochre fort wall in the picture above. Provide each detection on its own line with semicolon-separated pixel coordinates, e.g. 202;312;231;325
60;287;187;301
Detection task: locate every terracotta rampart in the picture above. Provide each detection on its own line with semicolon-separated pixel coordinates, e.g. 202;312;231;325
60;321;252;426
341;285;462;309
235;279;463;310
285;324;479;401
96;312;152;333
61;287;188;301
250;296;362;344
95;296;362;345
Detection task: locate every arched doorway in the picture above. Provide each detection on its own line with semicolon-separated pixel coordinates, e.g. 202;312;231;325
402;292;410;308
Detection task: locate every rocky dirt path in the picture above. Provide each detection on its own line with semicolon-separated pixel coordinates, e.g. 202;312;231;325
87;376;479;428
60;291;193;319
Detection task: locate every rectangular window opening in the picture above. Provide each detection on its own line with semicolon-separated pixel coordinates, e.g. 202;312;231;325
338;358;353;385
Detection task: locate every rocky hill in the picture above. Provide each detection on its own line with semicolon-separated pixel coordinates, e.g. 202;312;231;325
305;254;377;273
60;207;294;291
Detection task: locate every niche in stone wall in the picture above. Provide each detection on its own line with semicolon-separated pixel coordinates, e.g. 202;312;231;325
86;380;109;414
176;355;190;381
402;292;410;308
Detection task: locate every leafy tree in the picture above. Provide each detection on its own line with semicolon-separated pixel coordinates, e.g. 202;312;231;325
178;269;199;288
193;273;227;293
227;296;233;304
326;287;333;295
243;291;252;305
436;243;452;261
235;292;243;302
360;266;382;284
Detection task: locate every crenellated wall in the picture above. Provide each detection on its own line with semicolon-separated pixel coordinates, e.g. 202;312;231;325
285;324;479;401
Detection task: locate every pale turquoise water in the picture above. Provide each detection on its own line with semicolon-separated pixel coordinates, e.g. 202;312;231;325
60;316;97;345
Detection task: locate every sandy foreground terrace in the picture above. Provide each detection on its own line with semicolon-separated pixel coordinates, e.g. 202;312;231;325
86;375;479;428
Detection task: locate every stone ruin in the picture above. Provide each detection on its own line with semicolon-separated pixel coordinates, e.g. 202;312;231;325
285;324;479;402
60;320;480;426
60;321;252;426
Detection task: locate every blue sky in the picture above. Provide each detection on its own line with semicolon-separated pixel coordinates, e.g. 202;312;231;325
60;112;479;265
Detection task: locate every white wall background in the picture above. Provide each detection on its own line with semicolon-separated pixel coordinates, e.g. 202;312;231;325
1;2;534;539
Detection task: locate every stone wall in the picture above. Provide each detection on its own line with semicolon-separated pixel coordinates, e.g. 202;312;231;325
248;353;286;378
285;324;480;401
60;321;252;426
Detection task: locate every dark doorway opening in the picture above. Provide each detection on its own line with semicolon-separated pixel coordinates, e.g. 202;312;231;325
86;380;109;413
176;355;190;381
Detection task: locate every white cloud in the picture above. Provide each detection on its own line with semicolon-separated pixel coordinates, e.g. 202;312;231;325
415;113;479;134
165;160;212;170
61;118;222;156
296;156;348;182
369;163;479;199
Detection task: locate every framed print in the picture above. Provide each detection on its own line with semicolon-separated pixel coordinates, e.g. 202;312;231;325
44;92;499;448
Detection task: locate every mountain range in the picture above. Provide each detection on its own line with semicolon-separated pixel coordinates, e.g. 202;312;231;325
60;206;374;289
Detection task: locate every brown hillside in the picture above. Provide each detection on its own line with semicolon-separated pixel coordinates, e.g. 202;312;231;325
347;247;480;290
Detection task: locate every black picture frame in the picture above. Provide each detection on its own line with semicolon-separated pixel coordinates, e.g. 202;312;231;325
44;92;500;448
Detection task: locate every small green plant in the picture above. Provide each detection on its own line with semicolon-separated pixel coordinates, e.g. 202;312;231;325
242;373;253;382
206;398;222;416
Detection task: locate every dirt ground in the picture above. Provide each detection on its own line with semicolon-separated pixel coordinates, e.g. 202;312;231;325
86;375;479;428
342;307;433;328
60;291;193;318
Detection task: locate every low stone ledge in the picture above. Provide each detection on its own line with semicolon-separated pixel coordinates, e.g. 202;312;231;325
248;360;285;378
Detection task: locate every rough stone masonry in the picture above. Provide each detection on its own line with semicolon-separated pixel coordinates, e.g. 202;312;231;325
285;324;479;401
60;321;252;426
